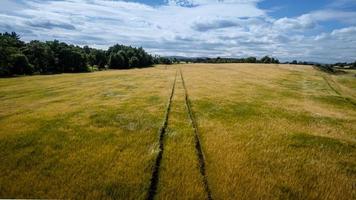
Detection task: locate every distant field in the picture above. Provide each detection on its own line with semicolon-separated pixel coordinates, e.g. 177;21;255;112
0;64;355;199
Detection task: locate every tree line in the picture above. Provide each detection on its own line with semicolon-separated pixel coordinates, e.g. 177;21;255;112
173;57;356;70
173;56;280;64
0;32;160;77
286;60;355;67
2;32;354;77
285;60;356;73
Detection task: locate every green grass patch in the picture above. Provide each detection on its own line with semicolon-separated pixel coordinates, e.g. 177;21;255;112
289;133;355;153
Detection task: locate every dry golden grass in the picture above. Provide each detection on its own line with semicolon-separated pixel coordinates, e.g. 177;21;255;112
0;67;176;199
181;63;356;200
0;64;355;199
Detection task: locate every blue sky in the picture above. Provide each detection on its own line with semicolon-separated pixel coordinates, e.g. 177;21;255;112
1;0;356;62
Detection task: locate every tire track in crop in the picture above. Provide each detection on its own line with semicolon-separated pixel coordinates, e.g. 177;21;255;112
179;69;213;200
146;71;177;200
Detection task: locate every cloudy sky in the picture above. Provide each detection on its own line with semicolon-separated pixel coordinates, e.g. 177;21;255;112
1;0;356;62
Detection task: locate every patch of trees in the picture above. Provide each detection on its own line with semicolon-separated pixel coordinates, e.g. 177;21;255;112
331;62;356;69
175;56;280;64
313;63;356;74
0;32;154;77
287;60;356;68
153;56;173;65
313;64;336;74
107;44;154;69
286;60;318;65
286;59;356;73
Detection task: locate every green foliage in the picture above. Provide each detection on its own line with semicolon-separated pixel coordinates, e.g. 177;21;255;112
245;57;257;63
261;56;272;63
177;55;279;64
154;56;173;65
0;32;26;76
92;50;107;69
82;45;107;69
58;48;88;72
23;40;55;73
108;52;126;69
0;32;154;76
129;56;140;67
314;64;336;74
10;53;34;75
107;44;153;69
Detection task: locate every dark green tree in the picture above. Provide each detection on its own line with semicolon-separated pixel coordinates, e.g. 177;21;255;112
58;48;87;72
129;56;140;68
108;53;126;69
352;61;356;69
96;50;107;69
10;54;33;75
107;44;153;68
261;56;272;63
23;40;55;73
0;32;27;76
246;57;257;63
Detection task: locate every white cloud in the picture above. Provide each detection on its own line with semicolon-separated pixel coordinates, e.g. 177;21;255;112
167;0;261;6
306;10;356;25
0;0;355;62
273;10;356;31
331;26;356;35
274;16;316;30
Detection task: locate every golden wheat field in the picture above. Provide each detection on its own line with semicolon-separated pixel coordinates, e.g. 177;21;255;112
0;64;355;199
